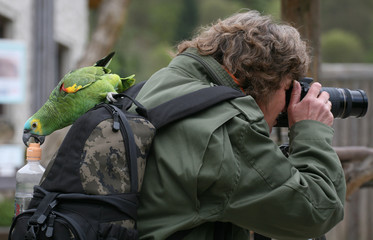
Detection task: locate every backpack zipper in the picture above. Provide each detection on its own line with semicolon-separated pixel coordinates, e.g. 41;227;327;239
45;213;56;237
112;110;121;131
102;104;139;193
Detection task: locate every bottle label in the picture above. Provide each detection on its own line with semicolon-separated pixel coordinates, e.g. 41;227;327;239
14;196;32;216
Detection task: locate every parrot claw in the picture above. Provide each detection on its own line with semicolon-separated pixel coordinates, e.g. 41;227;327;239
106;92;118;103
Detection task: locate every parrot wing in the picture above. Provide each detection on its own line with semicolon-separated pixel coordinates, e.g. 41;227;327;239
59;52;116;94
59;68;99;93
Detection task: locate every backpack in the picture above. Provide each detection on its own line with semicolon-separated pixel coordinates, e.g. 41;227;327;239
8;81;245;240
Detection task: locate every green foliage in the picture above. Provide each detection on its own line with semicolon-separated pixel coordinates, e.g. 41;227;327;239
0;198;14;226
321;0;373;48
321;29;365;63
265;0;281;20
198;0;246;25
235;0;280;16
91;0;373;80
321;0;373;62
174;0;199;43
107;0;281;83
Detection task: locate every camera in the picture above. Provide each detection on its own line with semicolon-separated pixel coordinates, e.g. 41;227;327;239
275;77;368;127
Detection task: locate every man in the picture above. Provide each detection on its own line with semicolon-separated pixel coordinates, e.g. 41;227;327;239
135;10;345;240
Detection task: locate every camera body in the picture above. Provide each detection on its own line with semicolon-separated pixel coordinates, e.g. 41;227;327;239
275;77;368;127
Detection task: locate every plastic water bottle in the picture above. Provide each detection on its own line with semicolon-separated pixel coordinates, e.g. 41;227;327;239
14;142;45;216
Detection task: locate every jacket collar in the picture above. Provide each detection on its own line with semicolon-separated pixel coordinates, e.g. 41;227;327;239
179;48;242;92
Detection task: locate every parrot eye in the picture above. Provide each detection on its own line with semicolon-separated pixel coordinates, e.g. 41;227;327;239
32;122;38;129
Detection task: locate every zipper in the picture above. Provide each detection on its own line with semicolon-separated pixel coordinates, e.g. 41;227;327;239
45;213;56;237
102;104;138;193
112;110;120;131
101;104;121;132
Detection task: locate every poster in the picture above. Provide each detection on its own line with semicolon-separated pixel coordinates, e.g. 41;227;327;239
0;39;26;103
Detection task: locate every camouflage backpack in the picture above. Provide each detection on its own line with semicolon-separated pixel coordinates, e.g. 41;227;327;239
9;80;244;240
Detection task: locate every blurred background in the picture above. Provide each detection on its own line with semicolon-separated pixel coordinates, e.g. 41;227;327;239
0;0;372;239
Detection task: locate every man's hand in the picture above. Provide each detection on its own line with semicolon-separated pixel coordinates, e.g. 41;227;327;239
287;81;334;127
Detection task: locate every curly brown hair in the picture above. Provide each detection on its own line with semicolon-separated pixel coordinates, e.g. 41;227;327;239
177;10;310;104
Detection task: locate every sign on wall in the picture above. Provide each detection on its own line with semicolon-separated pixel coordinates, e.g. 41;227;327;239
0;39;26;103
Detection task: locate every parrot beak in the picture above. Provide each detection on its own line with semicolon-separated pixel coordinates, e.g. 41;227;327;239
23;129;45;146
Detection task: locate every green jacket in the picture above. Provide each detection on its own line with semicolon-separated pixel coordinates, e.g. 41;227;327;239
134;49;346;240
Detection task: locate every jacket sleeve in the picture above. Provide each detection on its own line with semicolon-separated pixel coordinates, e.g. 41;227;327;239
223;119;346;240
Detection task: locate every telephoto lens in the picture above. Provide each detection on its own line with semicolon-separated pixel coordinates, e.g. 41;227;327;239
275;77;369;127
322;87;367;118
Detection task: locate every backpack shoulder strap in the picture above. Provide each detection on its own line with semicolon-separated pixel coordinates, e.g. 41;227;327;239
146;86;244;129
119;81;146;110
116;50;245;129
146;49;245;129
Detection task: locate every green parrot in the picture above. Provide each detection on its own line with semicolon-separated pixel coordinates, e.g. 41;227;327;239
23;52;135;145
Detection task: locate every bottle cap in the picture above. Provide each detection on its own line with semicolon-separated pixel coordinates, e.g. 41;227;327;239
26;143;42;161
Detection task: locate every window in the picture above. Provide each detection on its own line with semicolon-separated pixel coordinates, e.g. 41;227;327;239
0;15;11;38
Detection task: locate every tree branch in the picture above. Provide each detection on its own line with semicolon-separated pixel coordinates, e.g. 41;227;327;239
77;0;131;67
